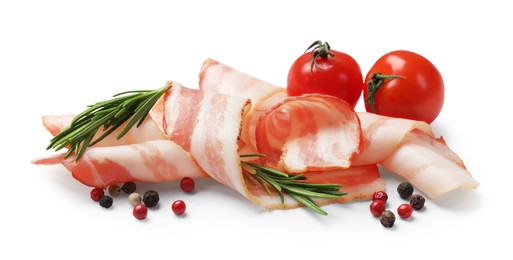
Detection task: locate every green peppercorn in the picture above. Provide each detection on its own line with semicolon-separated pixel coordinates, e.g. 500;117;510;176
143;190;159;208
397;182;414;199
99;195;113;208
121;182;137;194
410;194;426;210
380;210;395;228
128;192;142;206
108;185;122;197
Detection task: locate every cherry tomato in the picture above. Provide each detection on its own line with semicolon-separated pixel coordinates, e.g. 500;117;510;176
287;41;363;108
363;50;444;124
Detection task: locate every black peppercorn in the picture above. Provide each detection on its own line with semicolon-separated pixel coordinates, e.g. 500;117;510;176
121;182;137;194
380;210;395;228
99;195;113;208
397;182;414;199
410;194;425;210
143;190;159;207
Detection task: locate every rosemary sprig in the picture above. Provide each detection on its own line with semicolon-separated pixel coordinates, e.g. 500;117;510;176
46;85;170;160
240;154;347;215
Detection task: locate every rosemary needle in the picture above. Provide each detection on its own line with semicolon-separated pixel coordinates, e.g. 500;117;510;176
240;154;347;215
47;85;170;160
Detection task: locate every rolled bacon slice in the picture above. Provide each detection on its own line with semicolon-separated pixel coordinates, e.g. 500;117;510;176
256;94;362;172
32;140;207;188
200;58;288;153
162;82;251;195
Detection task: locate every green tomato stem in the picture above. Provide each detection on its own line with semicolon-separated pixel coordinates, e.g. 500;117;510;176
365;73;405;113
305;40;335;74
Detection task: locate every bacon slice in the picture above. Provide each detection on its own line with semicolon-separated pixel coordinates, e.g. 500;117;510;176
32;140;207;188
353;112;433;166
199;58;288;153
354;112;479;198
162;82;252;195
381;129;479;198
256;94;362;172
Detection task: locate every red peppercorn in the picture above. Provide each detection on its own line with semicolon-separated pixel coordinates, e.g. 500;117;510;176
172;200;186;215
397;203;413;218
90;188;104;202
372;191;388;203
370;200;386;217
180;177;195;193
133;204;148;220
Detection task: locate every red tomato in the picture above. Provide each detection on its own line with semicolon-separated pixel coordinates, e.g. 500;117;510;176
287;41;363;108
363;50;444;124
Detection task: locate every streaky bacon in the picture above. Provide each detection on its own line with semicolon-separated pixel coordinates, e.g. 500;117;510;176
256;94;362;172
162;82;252;196
381;129;479;198
200;58;288;153
32;140;207;188
354;113;479;198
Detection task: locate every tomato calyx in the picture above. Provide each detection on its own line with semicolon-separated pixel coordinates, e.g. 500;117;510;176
365;73;405;113
305;40;335;73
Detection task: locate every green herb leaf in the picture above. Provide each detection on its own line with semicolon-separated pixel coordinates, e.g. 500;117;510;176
47;85;171;160
240;156;347;215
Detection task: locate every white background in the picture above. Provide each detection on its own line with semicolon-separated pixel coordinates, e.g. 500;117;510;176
1;0;511;259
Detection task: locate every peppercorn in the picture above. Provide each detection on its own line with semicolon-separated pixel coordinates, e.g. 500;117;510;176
380;210;395;228
370;200;386;217
133;204;148;220
397;203;413;218
121;182;137;194
180;177;195;193
372;190;388;203
410;194;426;210
397;182;414;199
128;192;142;206
99;195;113;208
108;185;122;197
171;200;186;215
143;190;159;208
90;188;105;202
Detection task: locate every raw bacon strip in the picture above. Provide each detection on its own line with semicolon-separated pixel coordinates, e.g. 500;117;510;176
32;140;207;188
163;82;252;196
246;165;384;209
353;112;433;166
199;58;288;152
381;129;479;199
199;58;285;104
256;94;362;172
41;114;165;147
